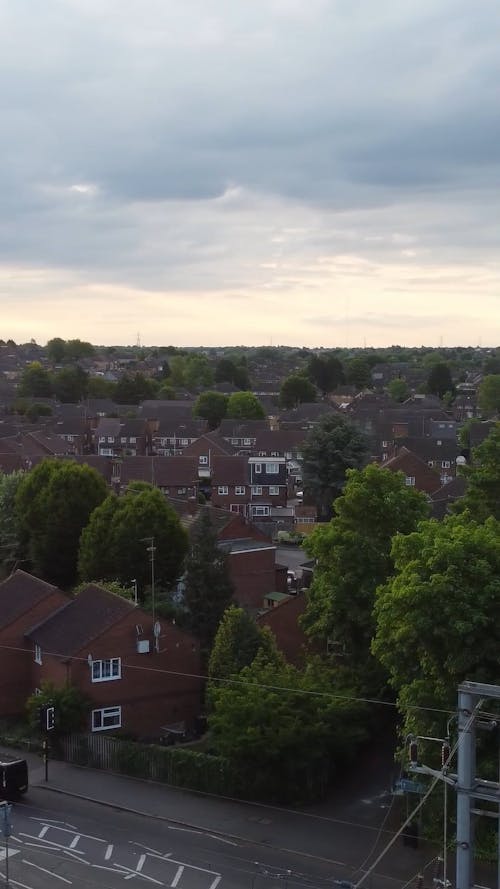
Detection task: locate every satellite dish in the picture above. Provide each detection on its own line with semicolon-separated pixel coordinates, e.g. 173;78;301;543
456;455;466;466
153;621;161;638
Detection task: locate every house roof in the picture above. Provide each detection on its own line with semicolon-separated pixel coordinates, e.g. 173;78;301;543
26;584;135;656
0;570;63;630
120;455;199;487
211;455;249;485
182;432;235;456
383;447;441;492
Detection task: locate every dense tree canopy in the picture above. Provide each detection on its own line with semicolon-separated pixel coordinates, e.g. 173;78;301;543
18;362;53;398
208;606;273;682
0;470;25;575
78;483;188;592
387;377;410;403
426;362;453;399
226;391;265;420
16;459;108;587
193;391;228;429
303;465;429;680
372;514;500;737
307;354;345;395
454;424;500;520
114;373;158;404
478;374;500;417
345;357;372;390
182;507;234;650
215;357;250;390
279;374;316;408
301;414;368;519
52;366;88;402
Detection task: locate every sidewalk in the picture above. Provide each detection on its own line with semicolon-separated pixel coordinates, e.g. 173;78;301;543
6;745;451;884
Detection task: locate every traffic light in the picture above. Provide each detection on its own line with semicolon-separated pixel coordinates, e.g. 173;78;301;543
39;704;55;732
409;738;418;765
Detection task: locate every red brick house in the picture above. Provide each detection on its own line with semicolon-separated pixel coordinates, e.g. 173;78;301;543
258;592;309;666
382;447;441;494
0;571;68;717
0;572;203;737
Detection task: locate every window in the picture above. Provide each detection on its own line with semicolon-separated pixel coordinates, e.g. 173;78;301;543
243;438;251;445
181;438;188;446
92;706;121;732
91;658;121;682
100;448;113;456
235;486;246;495
405;476;415;486
99;436;106;443
382;441;388;448
107;436;114;443
437;439;442;446
177;487;186;494
252;505;270;517
120;437;127;444
252;485;262;495
34;644;42;665
271;451;280;457
428;460;435;467
258;451;266;457
199;455;208;465
254;463;262;474
269;486;280;495
266;462;279;474
129;437;136;444
231;439;238;445
218;486;229;495
441;460;451;468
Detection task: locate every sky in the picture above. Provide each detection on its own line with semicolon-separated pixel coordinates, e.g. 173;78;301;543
1;0;499;348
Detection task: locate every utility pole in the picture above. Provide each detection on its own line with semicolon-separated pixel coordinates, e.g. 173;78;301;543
141;537;156;626
456;685;475;889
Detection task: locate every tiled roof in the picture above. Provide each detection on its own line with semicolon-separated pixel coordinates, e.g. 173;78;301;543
120;456;199;487
0;570;63;630
211;455;249;485
26;584;135;656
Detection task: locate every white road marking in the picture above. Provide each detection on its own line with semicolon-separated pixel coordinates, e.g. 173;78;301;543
136;854;146;871
31;824;107;843
130;842;165;856
120;862;163;884
208;877;222;889
0;849;20;861
5;878;34;889
38;825;49;839
170;865;184;887
167;825;237;846
69;835;80;849
105;844;114;859
20;834;84;853
22;860;72;884
30;818;77;829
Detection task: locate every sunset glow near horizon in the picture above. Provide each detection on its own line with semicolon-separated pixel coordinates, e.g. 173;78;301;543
1;1;499;348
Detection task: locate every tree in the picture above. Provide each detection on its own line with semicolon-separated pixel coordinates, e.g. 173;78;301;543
454;424;500;520
301;414;368;519
114;373;158;404
226;391;265;420
0;470;25;574
46;337;66;364
183;354;214;391
182;508;234;650
387;378;410;403
426;362;453;399
302;465;429;675
18;362;53;398
52;366;88;402
372;514;500;739
279;374;316;409
78;483;188;592
64;339;95;361
345;357;371;390
87;376;117;399
208;645;369;803
215;357;250;390
208;606;270;681
15;459;108;587
307;354;345;395
478;375;500;417
26;681;89;736
193;391;228;430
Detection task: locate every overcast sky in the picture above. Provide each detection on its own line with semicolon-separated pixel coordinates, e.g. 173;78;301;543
1;0;499;347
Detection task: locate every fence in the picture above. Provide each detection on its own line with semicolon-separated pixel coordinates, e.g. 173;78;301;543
61;732;241;797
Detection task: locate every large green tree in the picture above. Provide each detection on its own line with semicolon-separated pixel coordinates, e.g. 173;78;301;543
78;483;188;592
209;645;369;803
372;514;500;738
346;357;372;390
208;606;272;681
454;424;500;520
52;366;88;402
16;459;108;587
114;373;158;404
279;374;316;409
226;391;265;420
478;375;500;417
301;414;368;519
215;357;250;390
303;465;429;680
193;391;228;430
0;470;25;575
182;507;234;650
18;362;53;398
387;378;410;403
307;354;345;395
426;362;453;399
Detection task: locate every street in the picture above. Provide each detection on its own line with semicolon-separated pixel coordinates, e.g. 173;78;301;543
0;787;418;889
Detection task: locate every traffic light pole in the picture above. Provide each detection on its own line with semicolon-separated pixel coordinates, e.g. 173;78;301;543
42;738;49;783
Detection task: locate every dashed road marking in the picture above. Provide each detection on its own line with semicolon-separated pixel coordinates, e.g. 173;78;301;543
23;860;72;884
171;865;184;887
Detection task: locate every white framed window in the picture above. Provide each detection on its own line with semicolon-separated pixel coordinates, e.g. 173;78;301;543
129;436;137;444
243;438;251;445
252;485;262;495
235;486;246;495
218;485;229;495
437;439;442;445
34;644;42;665
120;437;127;444
266;462;279;474
67;435;74;442
271;451;280;457
99;436;106;443
382;440;388;448
441;460;451;468
254;463;262;474
91;658;121;683
231;438;238;445
258;451;266;457
100;448;113;456
269;486;280;495
92;706;121;732
199;455;208;465
107;436;114;443
177;487;187;494
252;505;270;517
405;476;416;486
181;438;188;446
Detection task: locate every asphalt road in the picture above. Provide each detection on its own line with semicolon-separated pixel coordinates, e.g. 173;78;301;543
0;787;422;889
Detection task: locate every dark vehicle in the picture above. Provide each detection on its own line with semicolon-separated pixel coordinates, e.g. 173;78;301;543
1;757;28;799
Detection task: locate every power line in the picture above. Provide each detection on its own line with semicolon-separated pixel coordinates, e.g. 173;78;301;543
0;641;456;716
